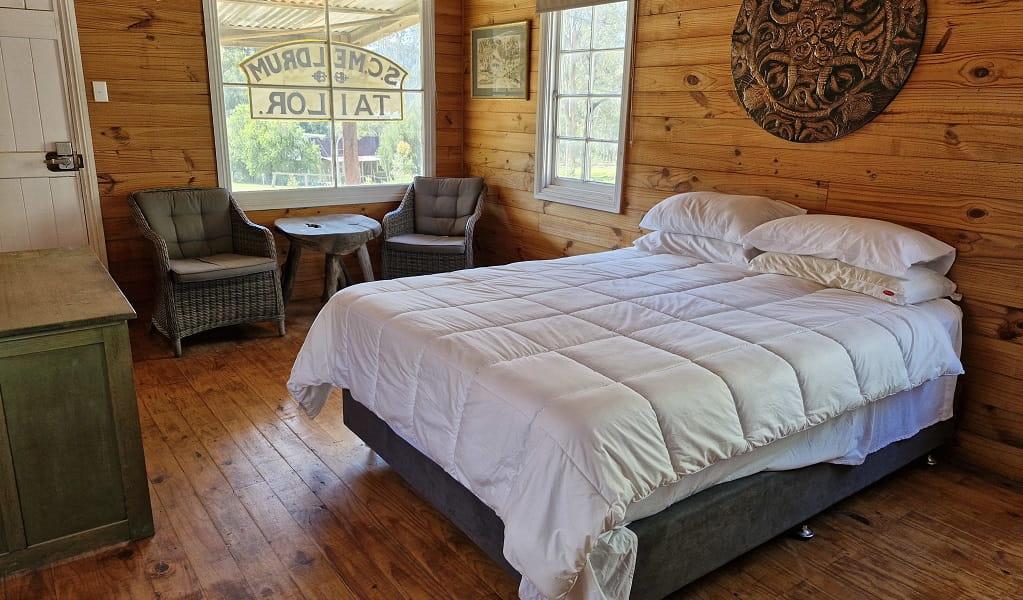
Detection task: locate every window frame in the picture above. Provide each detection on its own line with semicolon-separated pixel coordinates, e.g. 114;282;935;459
202;0;436;210
534;0;635;214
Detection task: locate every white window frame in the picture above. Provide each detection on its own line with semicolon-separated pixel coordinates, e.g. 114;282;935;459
203;0;436;210
534;0;635;214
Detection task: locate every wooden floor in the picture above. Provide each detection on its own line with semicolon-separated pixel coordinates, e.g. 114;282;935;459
2;300;1022;600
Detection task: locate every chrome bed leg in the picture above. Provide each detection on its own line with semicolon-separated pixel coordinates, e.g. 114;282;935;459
925;454;938;467
795;524;815;540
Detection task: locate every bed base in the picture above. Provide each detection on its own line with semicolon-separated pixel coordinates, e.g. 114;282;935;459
342;391;954;599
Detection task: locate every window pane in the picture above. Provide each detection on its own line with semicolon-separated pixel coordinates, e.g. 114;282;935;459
559;53;590;95
335;92;424;186
588;98;621;141
216;0;425;191
557;97;587;138
225;96;329;190
591;50;624;94
587;142;618;184
556;139;586;180
559;7;592;51
593;2;628;49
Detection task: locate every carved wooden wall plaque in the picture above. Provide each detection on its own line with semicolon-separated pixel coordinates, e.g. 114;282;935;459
731;0;926;142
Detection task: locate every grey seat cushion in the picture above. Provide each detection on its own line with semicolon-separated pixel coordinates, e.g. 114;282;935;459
134;188;235;259
385;233;466;255
168;253;277;283
412;177;483;236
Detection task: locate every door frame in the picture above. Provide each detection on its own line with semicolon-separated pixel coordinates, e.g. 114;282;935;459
56;0;106;265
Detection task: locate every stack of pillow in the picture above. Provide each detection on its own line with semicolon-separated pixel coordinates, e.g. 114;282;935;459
635;191;959;306
635;191;806;265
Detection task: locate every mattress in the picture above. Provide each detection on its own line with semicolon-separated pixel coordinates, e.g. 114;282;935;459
288;249;963;600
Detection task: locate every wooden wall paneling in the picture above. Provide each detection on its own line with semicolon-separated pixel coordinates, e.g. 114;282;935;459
953;430;1023;483
959;368;1023;447
462;0;1023;480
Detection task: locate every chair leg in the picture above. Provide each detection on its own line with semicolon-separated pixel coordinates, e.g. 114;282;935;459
278;318;286;337
172;338;183;358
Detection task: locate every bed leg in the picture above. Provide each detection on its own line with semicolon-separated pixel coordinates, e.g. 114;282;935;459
925;454;938;467
795;524;815;540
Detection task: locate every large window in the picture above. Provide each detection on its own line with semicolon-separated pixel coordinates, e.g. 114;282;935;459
204;0;435;208
535;0;634;213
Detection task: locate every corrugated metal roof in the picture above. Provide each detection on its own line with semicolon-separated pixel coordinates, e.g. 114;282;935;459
218;0;418;46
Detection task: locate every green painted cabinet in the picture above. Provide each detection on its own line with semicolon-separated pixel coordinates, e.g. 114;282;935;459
0;248;153;576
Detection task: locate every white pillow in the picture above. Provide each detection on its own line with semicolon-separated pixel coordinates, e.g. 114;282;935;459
638;191;806;246
749;252;959;305
744;214;955;278
633;231;760;265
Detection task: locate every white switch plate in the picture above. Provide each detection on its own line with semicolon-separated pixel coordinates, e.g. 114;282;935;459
93;81;109;102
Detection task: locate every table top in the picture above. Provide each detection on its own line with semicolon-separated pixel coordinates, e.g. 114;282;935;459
275;214;382;254
0;247;136;338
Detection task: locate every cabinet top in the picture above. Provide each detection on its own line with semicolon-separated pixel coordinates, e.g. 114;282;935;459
0;247;135;338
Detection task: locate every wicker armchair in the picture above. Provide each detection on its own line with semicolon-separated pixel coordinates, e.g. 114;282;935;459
128;187;286;357
382;177;487;278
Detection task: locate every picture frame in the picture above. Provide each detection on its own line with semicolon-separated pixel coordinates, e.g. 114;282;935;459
470;21;530;99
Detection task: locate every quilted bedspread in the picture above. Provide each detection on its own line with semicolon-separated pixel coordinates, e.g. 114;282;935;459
288;249;963;600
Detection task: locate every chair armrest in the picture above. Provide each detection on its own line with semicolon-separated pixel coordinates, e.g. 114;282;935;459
229;199;278;260
382;184;416;240
127;193;172;275
464;184;487;268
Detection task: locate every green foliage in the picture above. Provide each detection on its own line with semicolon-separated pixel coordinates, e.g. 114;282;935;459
377;98;422;182
226;105;322;185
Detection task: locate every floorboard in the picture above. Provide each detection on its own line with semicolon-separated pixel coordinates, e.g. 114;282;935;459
3;299;1022;600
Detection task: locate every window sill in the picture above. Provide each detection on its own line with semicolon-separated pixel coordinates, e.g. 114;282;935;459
232;183;409;211
535;182;621;214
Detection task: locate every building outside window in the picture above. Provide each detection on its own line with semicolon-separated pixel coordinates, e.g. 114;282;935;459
535;0;635;213
204;0;435;209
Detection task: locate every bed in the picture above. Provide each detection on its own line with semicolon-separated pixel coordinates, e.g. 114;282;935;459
288;242;963;600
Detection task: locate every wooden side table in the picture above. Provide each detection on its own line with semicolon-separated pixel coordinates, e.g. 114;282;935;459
275;214;382;303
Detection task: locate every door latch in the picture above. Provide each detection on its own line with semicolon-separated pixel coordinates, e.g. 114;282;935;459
45;142;84;172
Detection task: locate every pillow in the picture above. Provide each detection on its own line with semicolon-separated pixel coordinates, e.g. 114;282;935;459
633;231;761;265
749;252;959;305
744;214;955;278
638;191;806;246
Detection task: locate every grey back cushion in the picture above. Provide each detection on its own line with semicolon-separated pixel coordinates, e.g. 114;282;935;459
134;188;235;259
413;177;484;236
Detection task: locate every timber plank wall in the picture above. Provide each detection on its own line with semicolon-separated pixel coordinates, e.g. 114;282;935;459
463;0;1023;481
77;0;464;307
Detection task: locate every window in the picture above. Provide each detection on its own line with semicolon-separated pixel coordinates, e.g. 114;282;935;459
203;0;435;209
535;0;634;213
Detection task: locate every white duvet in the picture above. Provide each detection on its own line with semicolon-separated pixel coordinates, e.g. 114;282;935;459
288;249;963;600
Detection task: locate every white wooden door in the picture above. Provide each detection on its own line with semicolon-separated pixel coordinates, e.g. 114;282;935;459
0;0;97;254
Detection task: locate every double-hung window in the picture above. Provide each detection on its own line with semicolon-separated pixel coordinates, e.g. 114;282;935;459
203;0;435;209
535;0;635;213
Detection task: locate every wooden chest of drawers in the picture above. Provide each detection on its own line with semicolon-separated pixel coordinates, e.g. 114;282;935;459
0;248;153;575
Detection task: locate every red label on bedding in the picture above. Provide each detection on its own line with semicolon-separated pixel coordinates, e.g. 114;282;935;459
883;290;895;296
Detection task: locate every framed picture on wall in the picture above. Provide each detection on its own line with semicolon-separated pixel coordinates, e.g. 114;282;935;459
471;21;529;99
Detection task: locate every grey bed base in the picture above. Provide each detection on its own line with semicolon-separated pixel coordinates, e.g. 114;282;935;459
342;391;954;599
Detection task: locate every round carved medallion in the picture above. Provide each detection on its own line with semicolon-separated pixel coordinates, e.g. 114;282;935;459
731;0;926;142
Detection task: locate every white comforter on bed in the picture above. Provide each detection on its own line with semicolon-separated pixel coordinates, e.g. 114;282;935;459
288;249;963;600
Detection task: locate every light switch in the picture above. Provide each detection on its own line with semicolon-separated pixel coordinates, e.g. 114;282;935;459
93;81;109;102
